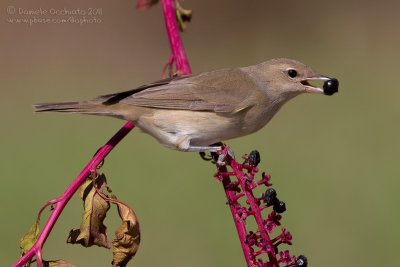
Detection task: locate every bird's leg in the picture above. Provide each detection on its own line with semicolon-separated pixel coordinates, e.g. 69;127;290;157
184;145;222;152
175;137;233;166
176;136;222;152
199;142;224;161
197;142;235;166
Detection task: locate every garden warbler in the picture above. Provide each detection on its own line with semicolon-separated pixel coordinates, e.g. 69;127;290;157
34;58;338;151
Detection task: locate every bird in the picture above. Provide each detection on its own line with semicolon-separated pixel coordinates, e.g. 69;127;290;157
34;58;338;152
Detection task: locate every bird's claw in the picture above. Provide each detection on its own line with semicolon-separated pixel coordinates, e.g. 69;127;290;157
199;151;213;161
215;145;235;166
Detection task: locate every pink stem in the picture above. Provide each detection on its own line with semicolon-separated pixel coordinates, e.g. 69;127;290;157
230;160;279;266
219;165;256;266
217;148;282;267
161;0;192;75
35;250;43;267
13;122;135;267
14;1;191;266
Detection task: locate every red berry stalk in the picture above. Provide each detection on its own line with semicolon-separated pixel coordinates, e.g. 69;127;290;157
215;147;308;267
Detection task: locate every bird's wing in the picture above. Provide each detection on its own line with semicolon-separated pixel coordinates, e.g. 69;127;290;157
97;68;262;113
95;76;185;105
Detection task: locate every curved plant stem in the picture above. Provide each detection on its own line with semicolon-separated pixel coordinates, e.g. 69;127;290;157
14;1;192;266
13;122;135;267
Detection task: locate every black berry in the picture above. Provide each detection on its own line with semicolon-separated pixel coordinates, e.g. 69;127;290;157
323;78;339;95
273;200;286;213
248;150;261;167
263;188;277;206
296;255;308;267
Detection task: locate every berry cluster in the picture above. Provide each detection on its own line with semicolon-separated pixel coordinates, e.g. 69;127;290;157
215;148;307;267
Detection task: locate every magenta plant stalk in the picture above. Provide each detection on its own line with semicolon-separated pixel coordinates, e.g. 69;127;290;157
219;164;257;264
229;160;279;266
13;0;191;266
215;148;303;267
13;122;135;267
161;0;192;75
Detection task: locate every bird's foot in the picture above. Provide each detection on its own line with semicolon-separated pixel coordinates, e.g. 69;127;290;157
198;143;235;166
199;151;213;161
215;145;235;166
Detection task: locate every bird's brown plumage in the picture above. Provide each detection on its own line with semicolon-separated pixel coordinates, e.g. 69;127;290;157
34;58;336;151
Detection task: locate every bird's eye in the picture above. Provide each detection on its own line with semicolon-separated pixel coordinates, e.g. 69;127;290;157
287;69;297;78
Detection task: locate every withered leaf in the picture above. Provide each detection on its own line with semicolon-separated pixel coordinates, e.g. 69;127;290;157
111;196;140;267
43;259;76;267
175;1;192;32
136;0;159;10
19;218;40;256
67;174;111;248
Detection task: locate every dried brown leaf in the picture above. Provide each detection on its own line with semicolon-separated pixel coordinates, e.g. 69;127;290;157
111;196;140;267
136;0;159;11
19;218;40;256
43;259;76;267
67;174;111;248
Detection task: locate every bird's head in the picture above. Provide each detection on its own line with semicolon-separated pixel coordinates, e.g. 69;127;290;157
253;58;339;102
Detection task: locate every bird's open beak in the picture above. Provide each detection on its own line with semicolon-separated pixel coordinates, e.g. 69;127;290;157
301;76;339;96
301;76;329;94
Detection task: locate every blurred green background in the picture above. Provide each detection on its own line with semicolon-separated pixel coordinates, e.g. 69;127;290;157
1;0;399;266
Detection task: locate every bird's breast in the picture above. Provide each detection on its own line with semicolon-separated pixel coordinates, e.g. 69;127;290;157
135;100;282;147
137;109;248;146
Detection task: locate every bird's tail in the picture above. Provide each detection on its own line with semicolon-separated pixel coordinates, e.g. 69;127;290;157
33;101;106;115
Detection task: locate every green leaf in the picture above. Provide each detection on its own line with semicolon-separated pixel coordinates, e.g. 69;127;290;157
19;218;40;256
42;259;76;267
111;196;140;267
67;173;111;248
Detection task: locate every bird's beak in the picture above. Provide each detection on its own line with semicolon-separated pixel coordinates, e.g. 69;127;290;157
301;76;329;94
301;76;339;96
